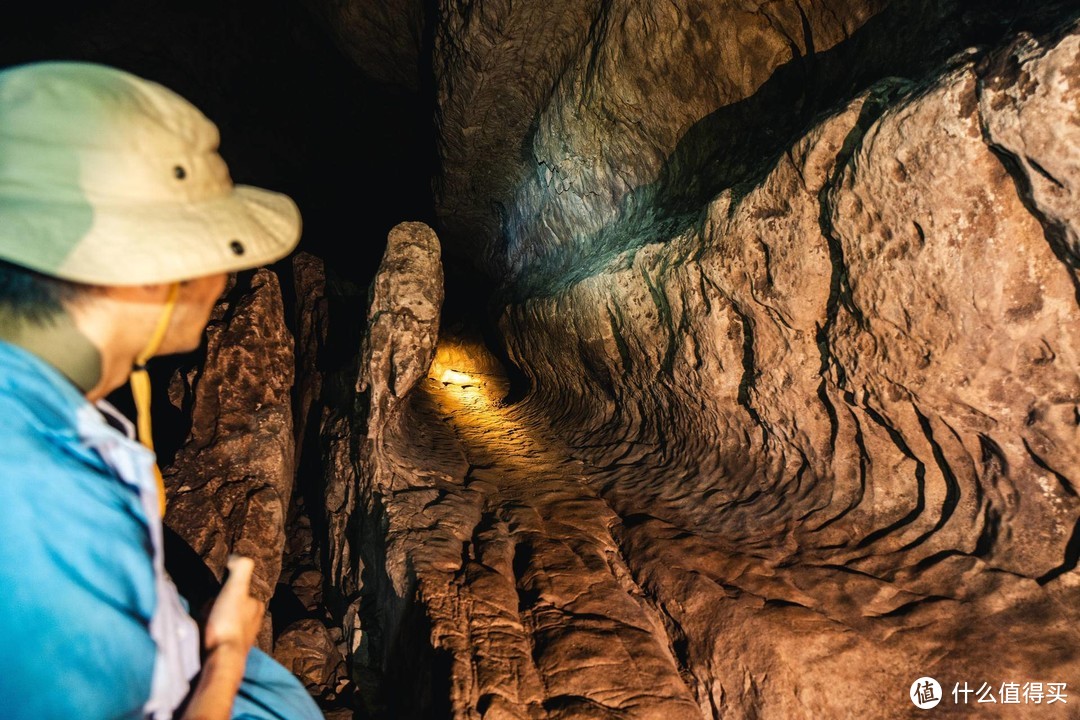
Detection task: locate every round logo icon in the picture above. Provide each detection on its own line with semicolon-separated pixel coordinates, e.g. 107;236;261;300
910;677;943;709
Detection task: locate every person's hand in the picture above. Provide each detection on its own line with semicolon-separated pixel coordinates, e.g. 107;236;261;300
203;555;264;658
181;556;264;720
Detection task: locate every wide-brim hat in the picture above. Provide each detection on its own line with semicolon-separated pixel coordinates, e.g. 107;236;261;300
0;61;301;285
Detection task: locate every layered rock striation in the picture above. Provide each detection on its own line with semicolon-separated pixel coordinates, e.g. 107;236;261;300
496;21;1080;717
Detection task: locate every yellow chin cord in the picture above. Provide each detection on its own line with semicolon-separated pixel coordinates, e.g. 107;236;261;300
130;282;180;518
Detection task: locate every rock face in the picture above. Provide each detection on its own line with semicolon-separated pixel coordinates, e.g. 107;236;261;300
430;0;1043;287
318;221;445;712
164;269;297;650
494;18;1080;720
358;221;446;436
273;618;350;704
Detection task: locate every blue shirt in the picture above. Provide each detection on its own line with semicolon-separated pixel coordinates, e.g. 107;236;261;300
0;340;323;720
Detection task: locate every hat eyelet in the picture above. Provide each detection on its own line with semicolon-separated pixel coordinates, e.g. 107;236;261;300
229;240;245;256
173;165;187;180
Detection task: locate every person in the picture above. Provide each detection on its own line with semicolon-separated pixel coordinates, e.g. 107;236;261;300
0;61;325;720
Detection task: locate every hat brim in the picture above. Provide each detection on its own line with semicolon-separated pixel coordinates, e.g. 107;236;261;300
0;185;301;286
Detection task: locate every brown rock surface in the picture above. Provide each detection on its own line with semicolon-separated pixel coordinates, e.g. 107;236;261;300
320;220;446;696
274;618;351;701
427;0;1038;285
164;269;297;649
494;18;1080;719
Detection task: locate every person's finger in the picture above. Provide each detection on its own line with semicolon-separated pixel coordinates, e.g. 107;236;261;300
220;555;255;599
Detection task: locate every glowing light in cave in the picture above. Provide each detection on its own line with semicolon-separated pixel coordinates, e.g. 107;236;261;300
427;339;508;415
439;369;475;386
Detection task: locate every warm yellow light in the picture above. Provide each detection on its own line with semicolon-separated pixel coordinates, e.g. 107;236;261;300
439;369;474;386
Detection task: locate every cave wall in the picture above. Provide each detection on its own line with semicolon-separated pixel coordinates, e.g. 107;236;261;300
497;23;1080;715
430;0;1052;289
435;0;886;279
504;29;1080;578
164;270;296;650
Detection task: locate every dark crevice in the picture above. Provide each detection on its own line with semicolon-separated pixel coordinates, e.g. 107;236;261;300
854;404;927;550
816;81;903;345
512;542;542;611
1037;517;1080;585
874;595;954;618
640;266;679;378
1022;438;1079;498
897;405;963;548
983;142;1080;307
733;305;766;447
972;503;1002;559
379;599;452;720
607;306;635;375
807;407;870;530
810;84;905;489
978;433;1009;476
1027;156;1066;189
973;50;1080;306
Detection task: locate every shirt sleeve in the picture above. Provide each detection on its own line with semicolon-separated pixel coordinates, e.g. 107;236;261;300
0;430;159;720
230;647;325;720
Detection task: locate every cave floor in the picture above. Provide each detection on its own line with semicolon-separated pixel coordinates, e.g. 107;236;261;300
391;341;705;717
371;335;1080;719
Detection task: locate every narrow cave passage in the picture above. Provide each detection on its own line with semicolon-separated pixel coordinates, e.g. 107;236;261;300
382;329;703;716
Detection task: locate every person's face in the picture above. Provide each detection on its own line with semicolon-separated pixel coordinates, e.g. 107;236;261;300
160;272;228;354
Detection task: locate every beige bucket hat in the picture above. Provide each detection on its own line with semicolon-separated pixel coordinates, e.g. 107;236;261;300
0;61;301;285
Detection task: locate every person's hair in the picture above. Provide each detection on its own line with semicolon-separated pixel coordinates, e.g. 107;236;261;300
0;258;95;324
